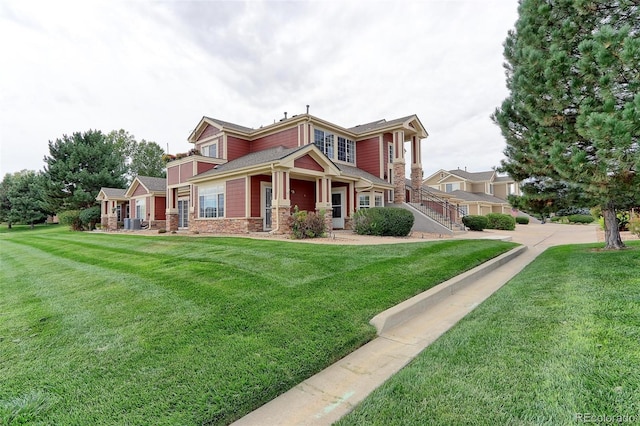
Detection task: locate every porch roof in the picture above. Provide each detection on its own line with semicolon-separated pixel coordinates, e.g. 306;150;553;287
449;190;508;204
97;187;127;201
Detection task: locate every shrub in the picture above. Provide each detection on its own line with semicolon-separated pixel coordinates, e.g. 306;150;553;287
79;206;101;230
462;215;488;231
515;216;530;225
353;207;414;236
485;213;516;230
58;210;83;231
289;207;326;239
567;214;595;224
550;215;563;223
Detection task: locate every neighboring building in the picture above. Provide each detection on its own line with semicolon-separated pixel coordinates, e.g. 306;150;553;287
422;168;520;216
125;176;167;230
97;176;167;231
165;112;428;234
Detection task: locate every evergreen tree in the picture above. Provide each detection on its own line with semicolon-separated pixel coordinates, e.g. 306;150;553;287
493;0;640;249
3;170;50;228
43;130;127;213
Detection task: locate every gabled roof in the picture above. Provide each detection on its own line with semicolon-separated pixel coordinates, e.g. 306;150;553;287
125;176;166;198
189;144;393;189
348;114;428;138
447;169;496;182
188;113;428;143
96;187;127;201
449;190;508;204
191;146;309;180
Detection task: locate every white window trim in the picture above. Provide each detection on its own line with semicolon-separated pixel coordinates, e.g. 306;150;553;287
198;183;225;219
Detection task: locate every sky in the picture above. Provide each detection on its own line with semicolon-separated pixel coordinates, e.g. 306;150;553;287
0;0;519;179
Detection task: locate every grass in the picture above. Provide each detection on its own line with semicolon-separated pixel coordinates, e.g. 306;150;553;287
337;241;640;425
0;225;516;425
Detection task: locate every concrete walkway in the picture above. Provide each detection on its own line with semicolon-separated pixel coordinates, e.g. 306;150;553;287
232;224;598;426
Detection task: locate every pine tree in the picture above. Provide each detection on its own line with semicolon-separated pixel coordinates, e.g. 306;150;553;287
3;170;50;228
494;0;640;249
43;130;128;213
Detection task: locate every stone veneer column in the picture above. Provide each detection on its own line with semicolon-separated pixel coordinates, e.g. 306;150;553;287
107;215;118;231
167;212;178;232
393;161;406;204
410;165;423;203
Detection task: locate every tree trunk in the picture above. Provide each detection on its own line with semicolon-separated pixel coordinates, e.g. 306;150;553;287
602;204;625;250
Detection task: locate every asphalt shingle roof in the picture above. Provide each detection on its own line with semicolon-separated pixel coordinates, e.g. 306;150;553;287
193;146;306;179
136;176;166;192
203;117;255;133
447;169;495;182
100;188;127;198
347;115;416;134
450;190;508;203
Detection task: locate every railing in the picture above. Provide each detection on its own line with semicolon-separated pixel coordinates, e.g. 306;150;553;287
412;187;465;230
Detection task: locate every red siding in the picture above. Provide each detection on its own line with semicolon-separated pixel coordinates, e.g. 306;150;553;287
168;165;180;186
294;154;323;172
251;127;298;152
132;183;148;197
198;124;221;141
290;180;315;212
356;136;381;177
197;161;217;175
226;178;246;218
250;175;271;217
180;163;194;182
227;136;251;161
154;197;166;220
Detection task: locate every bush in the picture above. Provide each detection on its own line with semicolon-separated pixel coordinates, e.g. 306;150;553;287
289;207;327;239
462;215;488;231
79;206;101;230
58;210;83;231
353;207;414;236
485;213;516;231
515;216;530;225
567;214;595;224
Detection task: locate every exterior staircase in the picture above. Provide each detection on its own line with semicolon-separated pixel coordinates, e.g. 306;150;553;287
408;187;466;233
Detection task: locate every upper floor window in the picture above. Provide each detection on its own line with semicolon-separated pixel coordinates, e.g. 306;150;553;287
337;137;355;163
388;144;393;164
316;129;355;164
199;184;225;218
445;183;460;193
201;141;219;158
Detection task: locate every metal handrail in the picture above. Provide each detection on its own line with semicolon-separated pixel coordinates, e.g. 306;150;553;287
412;187;464;230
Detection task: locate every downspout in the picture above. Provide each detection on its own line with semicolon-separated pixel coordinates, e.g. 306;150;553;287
269;163;280;234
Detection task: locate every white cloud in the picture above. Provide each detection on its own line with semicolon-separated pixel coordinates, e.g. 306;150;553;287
0;0;518;177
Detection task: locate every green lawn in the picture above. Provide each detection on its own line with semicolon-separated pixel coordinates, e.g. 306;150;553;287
0;226;516;425
337;242;640;425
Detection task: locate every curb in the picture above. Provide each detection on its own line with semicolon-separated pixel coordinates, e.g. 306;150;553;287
369;244;527;334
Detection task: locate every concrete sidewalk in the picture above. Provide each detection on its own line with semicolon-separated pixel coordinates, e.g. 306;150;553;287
232;224;598;426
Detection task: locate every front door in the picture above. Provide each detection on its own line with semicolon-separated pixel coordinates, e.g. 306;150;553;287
331;189;345;229
262;184;272;231
178;199;189;229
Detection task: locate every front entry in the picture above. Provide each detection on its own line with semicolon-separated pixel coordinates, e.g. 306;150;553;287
262;183;272;231
331;188;345;229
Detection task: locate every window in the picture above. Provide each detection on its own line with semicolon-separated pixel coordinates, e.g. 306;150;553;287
488;184;494;195
374;194;383;207
135;199;145;219
314;129;333;158
445;183;460;193
346;139;355;163
201;142;218;158
199;184;225;218
317;130;355;164
359;194;370;209
388;144;393;164
508;183;516;195
459;205;469;216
